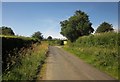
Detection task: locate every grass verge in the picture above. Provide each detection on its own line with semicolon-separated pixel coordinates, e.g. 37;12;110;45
64;47;119;79
63;32;119;79
63;46;118;79
2;41;48;80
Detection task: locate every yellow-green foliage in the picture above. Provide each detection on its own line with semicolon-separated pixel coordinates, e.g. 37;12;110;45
64;32;119;79
2;42;48;80
48;39;63;46
75;32;118;48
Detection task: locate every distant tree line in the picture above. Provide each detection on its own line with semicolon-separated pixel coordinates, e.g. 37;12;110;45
0;10;115;42
0;26;57;42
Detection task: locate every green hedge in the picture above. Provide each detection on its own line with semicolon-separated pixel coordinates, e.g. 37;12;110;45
65;32;119;79
75;32;118;48
1;35;39;72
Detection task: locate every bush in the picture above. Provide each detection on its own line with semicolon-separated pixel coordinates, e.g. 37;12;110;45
76;32;118;48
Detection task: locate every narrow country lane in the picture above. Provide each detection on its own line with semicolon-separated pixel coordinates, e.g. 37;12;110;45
44;46;116;80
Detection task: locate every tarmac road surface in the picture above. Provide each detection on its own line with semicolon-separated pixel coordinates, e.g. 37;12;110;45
45;46;116;80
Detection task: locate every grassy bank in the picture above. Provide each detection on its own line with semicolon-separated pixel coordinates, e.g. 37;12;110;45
2;42;48;80
63;32;119;79
1;35;39;72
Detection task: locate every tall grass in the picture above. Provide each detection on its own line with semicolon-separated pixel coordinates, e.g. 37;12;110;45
2;42;48;80
2;35;39;72
64;32;119;79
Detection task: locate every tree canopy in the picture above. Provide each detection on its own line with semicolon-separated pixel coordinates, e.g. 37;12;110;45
60;10;94;42
47;36;52;40
95;22;114;33
31;31;43;40
0;26;15;36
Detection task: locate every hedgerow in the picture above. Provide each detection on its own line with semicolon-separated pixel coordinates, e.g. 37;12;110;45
1;35;39;72
64;32;119;79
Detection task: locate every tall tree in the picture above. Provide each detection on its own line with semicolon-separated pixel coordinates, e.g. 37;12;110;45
0;26;15;35
95;22;114;33
32;31;43;40
60;10;94;42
